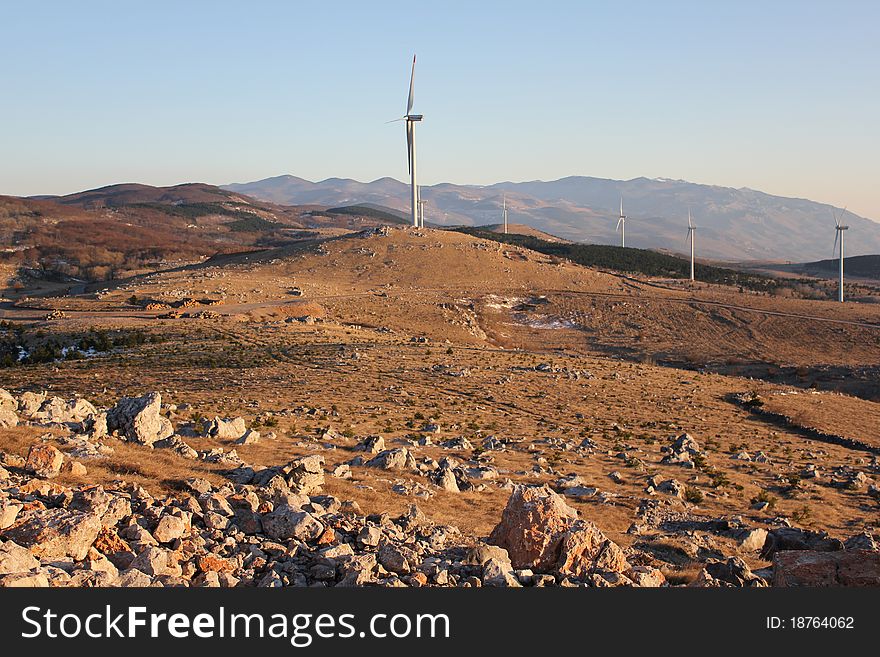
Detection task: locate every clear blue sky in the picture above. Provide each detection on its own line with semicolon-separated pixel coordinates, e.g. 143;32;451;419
2;0;878;219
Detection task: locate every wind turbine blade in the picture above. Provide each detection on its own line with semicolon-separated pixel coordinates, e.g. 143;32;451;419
406;55;416;115
620;197;623;217
688;209;693;228
406;121;413;175
833;229;839;255
616;218;623;231
386;117;406;124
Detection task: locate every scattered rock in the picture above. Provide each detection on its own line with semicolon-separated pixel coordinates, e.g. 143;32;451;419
354;435;385;453
206;416;247;440
262;505;324;542
18;392;48;417
153;515;188;544
693;557;768;587
365;448;416;470
25;444;64;479
556;520;629;578
1;507;102;560
0;541;39;574
0;408;18;428
738;528;769;552
482;558;521;587
234;429;261;445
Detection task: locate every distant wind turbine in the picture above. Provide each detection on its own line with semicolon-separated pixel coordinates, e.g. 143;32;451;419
388;55;423;227
686;209;696;281
833;207;849;303
502;194;509;234
616;197;626;247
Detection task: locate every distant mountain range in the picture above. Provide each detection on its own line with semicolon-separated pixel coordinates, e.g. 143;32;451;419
223;175;880;262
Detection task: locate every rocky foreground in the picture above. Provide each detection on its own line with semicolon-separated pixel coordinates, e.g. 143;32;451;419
1;389;879;587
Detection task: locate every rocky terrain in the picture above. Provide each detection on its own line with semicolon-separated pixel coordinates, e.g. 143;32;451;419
1;226;879;587
0;386;878;587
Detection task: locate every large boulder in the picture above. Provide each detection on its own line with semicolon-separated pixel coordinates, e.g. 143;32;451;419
153;515;188;544
0;501;23;530
0;389;17;413
0;399;18;428
129;546;182;577
487;484;578;571
262;505;324;542
365;448;417;470
25;443;64;479
284;455;325;495
106;392;173;446
773;550;880;586
32;397;98;426
1;508;102;560
206;416;247;440
17;391;47;417
0;541;40;575
761;527;844;560
556;520;629;577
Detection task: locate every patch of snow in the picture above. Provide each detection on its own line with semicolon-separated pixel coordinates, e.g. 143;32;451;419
484;295;524;310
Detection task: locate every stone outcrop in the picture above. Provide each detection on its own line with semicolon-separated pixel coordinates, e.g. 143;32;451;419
488;484;629;579
556;520;629;577
760;527;844;559
365;448;417;470
1;507;102;560
488;484;578;570
17;392;47;417
773;550;880;586
31;397;98;426
106;392;173;446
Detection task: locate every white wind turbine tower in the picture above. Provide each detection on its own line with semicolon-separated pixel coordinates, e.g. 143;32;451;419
833;207;849;303
686;209;696;281
616;197;627;247
388;55;422;227
418;185;427;228
502;194;509;234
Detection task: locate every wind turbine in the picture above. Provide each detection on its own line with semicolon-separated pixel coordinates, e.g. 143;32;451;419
418;185;427;228
616;197;626;247
833;207;849;302
389;55;422;227
686;209;696;281
502;194;509;234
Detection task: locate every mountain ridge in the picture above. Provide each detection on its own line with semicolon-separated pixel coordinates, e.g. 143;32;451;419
223;174;880;262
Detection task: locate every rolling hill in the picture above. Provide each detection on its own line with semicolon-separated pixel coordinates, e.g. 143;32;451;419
765;254;880;282
1;184;425;285
223;175;880;262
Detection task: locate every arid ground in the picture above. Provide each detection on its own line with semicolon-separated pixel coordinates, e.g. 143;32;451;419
1;225;879;586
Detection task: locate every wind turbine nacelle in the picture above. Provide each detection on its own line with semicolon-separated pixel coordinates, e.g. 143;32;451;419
406;114;423;121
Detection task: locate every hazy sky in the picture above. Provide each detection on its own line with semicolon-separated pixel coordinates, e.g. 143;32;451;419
2;1;878;219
